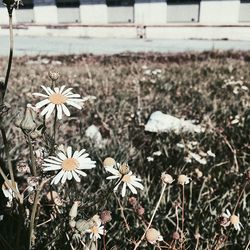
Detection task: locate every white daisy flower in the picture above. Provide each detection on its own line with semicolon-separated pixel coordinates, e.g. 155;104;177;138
106;166;144;197
43;146;96;184
222;209;243;231
85;222;105;240
33;85;84;120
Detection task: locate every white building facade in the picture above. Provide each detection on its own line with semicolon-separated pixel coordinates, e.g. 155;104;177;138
1;0;250;40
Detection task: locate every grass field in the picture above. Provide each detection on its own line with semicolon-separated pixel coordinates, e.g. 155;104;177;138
0;51;249;249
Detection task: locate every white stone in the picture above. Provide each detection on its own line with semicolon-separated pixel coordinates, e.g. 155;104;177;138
145;111;202;134
85;125;104;148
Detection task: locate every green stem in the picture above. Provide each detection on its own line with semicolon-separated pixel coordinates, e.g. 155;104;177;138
27;134;37;176
1;128;15;186
2;12;13;101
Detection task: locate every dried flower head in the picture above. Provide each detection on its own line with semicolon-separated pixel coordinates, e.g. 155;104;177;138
103;157;116;168
48;71;60;81
128;196;138;207
172;231;180;240
178;174;191;185
100;210;112;224
137;205;145;216
17;161;30;173
161;172;174;184
146;228;163;244
119;163;130;175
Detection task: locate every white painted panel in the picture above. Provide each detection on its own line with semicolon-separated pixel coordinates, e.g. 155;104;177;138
80;4;108;24
239;2;250;22
15;9;34;23
134;1;167;24
200;0;240;24
34;5;58;24
57;7;80;23
167;3;200;22
108;6;134;23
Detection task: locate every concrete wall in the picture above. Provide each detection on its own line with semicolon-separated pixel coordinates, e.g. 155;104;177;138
107;6;134;23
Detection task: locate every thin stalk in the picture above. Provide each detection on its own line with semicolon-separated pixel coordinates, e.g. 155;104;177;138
27;134;37;176
2;12;14;101
1;128;15;186
29;178;50;249
181;185;185;240
50;109;57;154
233;182;247;214
133;183;167;250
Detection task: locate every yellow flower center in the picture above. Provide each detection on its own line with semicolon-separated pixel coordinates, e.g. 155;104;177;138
91;226;98;235
230;215;239;225
62;158;79;171
49;93;67;105
122;174;131;183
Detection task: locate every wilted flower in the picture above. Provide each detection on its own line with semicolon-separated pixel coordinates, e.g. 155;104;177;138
178;175;191;185
172;231;180;240
42;146;96;185
194;168;203;178
161;172;174;184
106;167;144;197
46;191;63;206
33;85;84;120
85;221;105;240
146;228;163;244
2;180;18;203
222;209;243;231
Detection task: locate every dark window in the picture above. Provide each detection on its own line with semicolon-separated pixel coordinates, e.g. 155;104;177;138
21;0;34;9
106;0;134;7
56;0;80;7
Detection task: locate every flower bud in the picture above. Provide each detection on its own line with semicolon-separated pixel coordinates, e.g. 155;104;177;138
20;105;37;132
69;201;80;219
